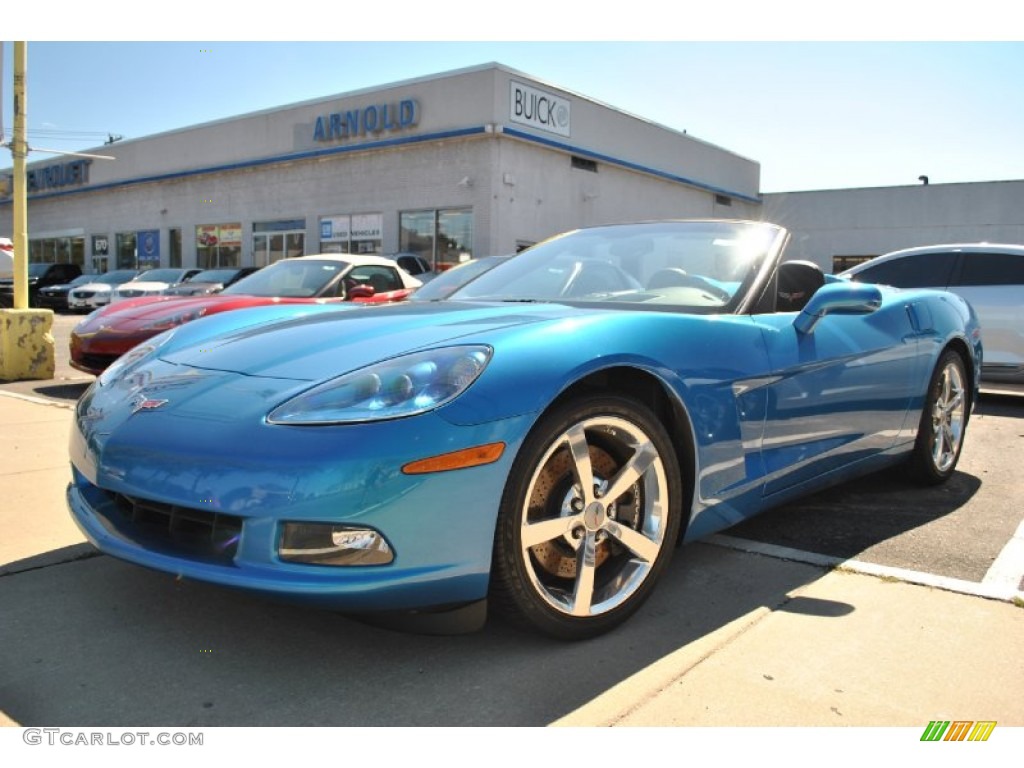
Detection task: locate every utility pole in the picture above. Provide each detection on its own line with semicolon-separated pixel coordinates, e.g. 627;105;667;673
0;41;55;382
12;41;28;309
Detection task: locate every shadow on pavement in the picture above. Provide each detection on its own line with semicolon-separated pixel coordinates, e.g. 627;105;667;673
0;543;831;727
29;382;91;403
728;468;982;561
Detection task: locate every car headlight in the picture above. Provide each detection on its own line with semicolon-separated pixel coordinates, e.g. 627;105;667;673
97;329;176;387
140;307;208;331
267;345;492;425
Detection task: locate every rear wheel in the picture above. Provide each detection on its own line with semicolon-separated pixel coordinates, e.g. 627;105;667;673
490;395;682;640
908;349;969;485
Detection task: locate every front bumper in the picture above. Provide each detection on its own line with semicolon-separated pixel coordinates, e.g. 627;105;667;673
69;295;111;310
67;374;532;611
70;329;150;375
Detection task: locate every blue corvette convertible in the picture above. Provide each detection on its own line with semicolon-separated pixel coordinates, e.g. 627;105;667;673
67;220;982;639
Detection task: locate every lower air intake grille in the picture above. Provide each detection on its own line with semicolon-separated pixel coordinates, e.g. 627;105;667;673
109;492;244;563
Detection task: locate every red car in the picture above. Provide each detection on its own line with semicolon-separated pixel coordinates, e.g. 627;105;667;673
70;254;421;375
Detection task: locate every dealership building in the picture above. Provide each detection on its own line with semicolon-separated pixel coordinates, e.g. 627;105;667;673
0;63;761;274
3;61;1021;276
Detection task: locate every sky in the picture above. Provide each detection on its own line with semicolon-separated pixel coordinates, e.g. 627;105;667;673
2;6;1023;194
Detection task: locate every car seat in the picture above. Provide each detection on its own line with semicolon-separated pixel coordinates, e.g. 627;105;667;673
776;260;825;312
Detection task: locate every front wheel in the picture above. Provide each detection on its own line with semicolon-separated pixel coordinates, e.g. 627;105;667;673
907;349;970;485
490;395;683;640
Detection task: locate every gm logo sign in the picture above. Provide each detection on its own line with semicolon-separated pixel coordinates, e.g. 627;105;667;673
510;81;570;138
920;720;997;741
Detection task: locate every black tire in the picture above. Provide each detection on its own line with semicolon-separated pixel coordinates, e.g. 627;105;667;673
490;394;683;640
907;349;970;485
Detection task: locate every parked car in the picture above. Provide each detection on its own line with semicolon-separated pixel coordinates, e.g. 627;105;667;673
36;273;96;312
67;220;981;639
0;261;83;308
67;270;142;312
0;238;13;280
70;254;421;375
162;267;261;296
409;255;512;301
111;268;203;303
841;243;1024;383
388;252;433;276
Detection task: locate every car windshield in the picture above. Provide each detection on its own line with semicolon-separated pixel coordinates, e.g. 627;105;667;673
222;259;348;298
450;220;785;312
134;269;185;283
187;269;237;283
95;270;140;285
411;256;511;301
28;264;51;278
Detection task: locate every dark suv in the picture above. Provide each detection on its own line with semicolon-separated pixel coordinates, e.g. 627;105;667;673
0;262;83;308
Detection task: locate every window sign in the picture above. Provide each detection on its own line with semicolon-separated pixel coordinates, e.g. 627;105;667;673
350;213;383;255
197;223;242;268
320;215;351;243
137;229;160;268
92;235;110;257
351;213;382;240
319;213;381;255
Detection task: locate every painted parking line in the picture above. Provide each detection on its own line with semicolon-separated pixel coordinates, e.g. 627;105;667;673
709;534;1024;603
983;519;1024;593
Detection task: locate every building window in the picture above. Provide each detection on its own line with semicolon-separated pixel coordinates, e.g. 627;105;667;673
714;194;732;207
116;232;137;269
27;236;85;267
399;208;473;270
571;156;598;173
168;228;182;268
196;223;242;268
319;213;382;255
253;218;305;267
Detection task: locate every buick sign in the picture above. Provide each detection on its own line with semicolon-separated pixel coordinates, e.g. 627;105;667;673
510;81;571;138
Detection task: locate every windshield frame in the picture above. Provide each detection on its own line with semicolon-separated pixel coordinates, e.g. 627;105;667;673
448;220;788;315
221;258;350;298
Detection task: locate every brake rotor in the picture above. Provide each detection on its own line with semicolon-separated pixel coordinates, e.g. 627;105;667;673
528;442;640;579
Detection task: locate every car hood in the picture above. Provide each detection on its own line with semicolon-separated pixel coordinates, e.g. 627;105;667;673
78;294;328;333
71;282;116;293
164;282;221;295
161;301;580;381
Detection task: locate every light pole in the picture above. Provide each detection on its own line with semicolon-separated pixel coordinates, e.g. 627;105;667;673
0;41;55;382
12;41;29;309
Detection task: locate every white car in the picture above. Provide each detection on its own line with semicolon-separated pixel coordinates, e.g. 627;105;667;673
111;268;202;303
841;243;1024;383
0;237;13;280
67;269;141;311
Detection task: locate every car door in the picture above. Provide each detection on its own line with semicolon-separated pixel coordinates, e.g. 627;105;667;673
948;251;1024;378
752;287;923;496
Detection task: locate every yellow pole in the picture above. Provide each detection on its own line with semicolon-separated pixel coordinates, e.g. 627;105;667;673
0;40;54;382
11;41;29;309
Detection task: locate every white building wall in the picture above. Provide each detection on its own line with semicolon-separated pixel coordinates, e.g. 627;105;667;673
491;136;759;253
765;180;1024;269
4;63;764;269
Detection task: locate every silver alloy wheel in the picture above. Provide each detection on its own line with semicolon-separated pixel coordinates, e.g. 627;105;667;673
518;415;670;618
931;359;966;473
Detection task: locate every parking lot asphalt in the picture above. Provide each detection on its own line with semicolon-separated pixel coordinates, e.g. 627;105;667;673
1;313;1023;730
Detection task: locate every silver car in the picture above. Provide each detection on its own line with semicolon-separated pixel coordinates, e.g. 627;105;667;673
841;244;1024;383
67;269;141;311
